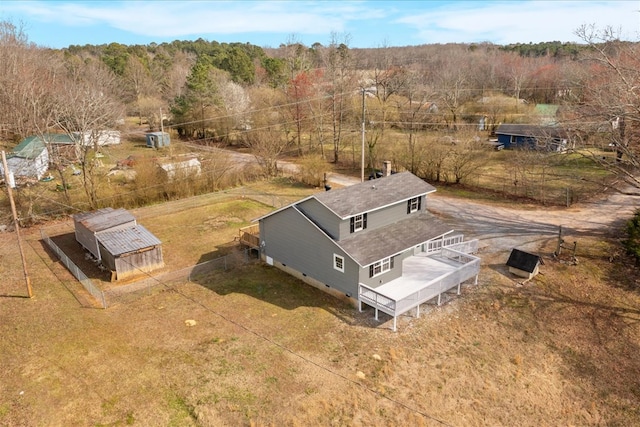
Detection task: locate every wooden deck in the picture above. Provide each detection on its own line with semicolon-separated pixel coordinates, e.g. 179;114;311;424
239;224;260;249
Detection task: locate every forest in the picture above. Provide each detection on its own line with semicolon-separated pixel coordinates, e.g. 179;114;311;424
1;20;639;221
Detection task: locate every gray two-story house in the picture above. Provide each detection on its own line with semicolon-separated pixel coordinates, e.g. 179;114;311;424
256;171;480;331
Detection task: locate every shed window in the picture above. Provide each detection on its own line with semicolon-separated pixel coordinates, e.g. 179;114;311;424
407;197;421;213
333;254;344;273
369;256;394;278
350;213;367;233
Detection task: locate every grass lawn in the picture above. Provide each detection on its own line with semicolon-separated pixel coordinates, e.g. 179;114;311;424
1;178;639;426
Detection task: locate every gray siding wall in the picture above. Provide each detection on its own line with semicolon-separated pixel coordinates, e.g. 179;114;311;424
337;195;425;241
358;249;412;288
260;207;360;296
297;198;340;239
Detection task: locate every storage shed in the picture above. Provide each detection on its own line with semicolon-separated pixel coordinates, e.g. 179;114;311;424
506;248;541;280
96;225;164;281
73;208;137;260
145;132;170;148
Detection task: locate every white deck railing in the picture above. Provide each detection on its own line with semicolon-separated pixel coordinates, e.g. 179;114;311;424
359;247;481;331
419;234;466;255
418;236;480;256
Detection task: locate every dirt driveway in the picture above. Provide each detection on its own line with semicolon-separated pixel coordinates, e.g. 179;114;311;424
189;143;640;258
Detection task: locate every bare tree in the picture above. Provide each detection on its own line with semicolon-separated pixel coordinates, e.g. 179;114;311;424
394;69;437;174
0;20;59;139
124;55;157;124
498;52;533;112
243;93;292;177
445;136;487;184
158;49;194;103
432;51;473;131
568;25;640;190
323;33;357;163
53;61;125;209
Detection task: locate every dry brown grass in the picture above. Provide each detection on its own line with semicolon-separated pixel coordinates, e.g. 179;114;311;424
1;181;639;426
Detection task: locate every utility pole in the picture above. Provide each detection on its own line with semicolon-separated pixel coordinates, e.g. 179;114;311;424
1;151;33;298
361;88;366;183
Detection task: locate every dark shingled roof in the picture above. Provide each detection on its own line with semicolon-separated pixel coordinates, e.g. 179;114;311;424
338;212;454;266
97;225;162;256
506;248;541;273
313;171;436;218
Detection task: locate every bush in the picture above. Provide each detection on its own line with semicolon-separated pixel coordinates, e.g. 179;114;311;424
297;155;326;187
623;209;640;266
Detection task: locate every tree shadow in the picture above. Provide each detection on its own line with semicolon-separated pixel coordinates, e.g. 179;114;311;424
475;272;640;421
189;248;359;326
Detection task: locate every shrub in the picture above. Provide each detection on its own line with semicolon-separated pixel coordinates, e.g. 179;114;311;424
297;155;326;187
623;209;640;266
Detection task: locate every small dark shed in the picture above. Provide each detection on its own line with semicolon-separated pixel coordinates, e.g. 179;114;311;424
96;225;164;281
506;248;541;280
73;208;137;260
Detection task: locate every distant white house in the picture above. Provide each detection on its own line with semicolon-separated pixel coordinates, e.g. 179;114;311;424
72;130;121;146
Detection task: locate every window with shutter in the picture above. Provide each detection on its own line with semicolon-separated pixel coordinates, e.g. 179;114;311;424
351;213;366;232
369;257;393;278
408;197;420;213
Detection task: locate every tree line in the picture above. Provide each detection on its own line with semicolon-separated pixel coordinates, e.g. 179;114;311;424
1;20;639;198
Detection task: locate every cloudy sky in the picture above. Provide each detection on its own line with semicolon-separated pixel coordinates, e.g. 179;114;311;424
1;0;638;48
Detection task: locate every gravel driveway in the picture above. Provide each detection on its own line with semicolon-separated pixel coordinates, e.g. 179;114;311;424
323;171;640;257
206;147;640;258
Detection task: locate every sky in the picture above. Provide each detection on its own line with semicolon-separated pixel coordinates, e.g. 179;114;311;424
1;0;639;49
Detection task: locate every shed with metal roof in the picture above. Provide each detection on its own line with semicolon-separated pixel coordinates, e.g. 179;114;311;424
73;208;137;260
96;225;164;281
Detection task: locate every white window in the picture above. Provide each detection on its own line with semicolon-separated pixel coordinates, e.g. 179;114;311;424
369;257;394;277
353;214;364;231
408;197;420;213
333;254;344;272
350;213;367;233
